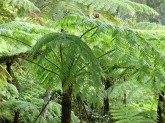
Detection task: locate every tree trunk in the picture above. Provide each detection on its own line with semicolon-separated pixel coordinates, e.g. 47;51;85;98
13;111;19;123
6;61;12;83
103;98;109;115
103;78;112;115
123;92;127;105
4;119;12;123
157;91;165;123
61;85;73;123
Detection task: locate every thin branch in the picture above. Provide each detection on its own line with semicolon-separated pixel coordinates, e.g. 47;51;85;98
34;91;56;122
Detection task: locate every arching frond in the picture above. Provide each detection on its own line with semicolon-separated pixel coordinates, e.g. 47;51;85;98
0;21;55;55
111;104;156;123
1;0;39;12
74;0;158;16
36;0;158;25
55;15;165;92
31;33;102;92
0;21;54;33
133;22;165;30
0;99;39;121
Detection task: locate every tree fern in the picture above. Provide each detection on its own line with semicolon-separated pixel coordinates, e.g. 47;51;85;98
26;15;165;122
31;33;102;89
30;32;104;122
54;15;165;123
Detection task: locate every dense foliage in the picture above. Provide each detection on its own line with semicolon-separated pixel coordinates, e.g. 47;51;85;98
0;0;165;123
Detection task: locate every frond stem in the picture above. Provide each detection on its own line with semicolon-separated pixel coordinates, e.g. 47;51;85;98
0;34;32;47
80;26;98;38
75;49;116;76
97;48;116;59
24;58;59;76
45;56;61;70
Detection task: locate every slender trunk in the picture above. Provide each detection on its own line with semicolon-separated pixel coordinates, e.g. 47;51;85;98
123;77;127;105
6;61;12;83
157;91;165;123
103;78;112;115
61;85;73;123
14;111;19;123
103;98;109;115
4;119;12;123
103;78;115;123
123;92;127;105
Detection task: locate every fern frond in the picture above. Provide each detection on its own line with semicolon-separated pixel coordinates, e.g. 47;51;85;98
74;0;158;16
0;99;39;121
0;65;11;88
0;21;54;33
39;0;158;25
133;22;165;30
0;21;55;55
1;0;39;12
30;33;104;109
56;16;165;80
111;104;156;123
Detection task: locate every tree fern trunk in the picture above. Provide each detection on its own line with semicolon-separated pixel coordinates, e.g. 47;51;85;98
6;61;12;83
13;111;19;123
157;91;164;123
103;78;115;123
123;92;127;105
103;78;112;115
61;85;73;123
4;119;12;123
